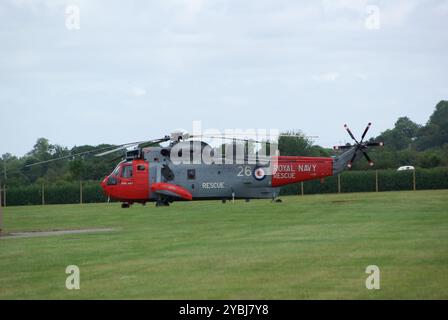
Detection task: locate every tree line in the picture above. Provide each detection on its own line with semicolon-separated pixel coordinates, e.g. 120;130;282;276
277;100;448;171
1;100;447;188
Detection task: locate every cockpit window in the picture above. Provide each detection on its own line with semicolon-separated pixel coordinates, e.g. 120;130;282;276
121;165;133;178
112;165;121;176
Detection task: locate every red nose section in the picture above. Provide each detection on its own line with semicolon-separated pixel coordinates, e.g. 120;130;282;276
100;177;109;195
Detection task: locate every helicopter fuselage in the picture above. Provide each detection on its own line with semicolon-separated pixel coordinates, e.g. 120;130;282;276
100;144;338;206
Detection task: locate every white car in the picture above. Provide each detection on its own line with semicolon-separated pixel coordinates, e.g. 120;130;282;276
397;166;415;171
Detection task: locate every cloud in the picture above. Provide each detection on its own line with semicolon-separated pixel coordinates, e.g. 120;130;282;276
175;0;206;24
0;0;447;156
381;0;419;27
312;72;340;82
129;87;147;97
354;73;368;81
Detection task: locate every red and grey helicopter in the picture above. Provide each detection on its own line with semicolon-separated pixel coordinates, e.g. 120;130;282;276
94;123;383;207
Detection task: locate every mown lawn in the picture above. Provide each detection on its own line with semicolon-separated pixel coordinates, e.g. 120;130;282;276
1;190;447;299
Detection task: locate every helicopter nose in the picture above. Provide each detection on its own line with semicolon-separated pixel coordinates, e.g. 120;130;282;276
101;177;109;195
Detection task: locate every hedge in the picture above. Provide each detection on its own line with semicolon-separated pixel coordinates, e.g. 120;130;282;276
2;168;448;206
280;168;448;196
3;181;108;206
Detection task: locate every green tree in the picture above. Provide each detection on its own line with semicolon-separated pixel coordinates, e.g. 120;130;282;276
418;151;442;168
278;131;313;156
415;100;448;150
69;158;86;180
378;117;420;150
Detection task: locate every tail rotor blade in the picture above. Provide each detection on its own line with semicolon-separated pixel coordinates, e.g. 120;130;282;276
362;151;374;166
333;144;353;150
366;141;384;147
347;150;357;168
344;124;358;143
360;122;372;142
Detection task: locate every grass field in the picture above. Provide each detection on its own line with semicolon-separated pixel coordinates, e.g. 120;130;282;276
1;190;448;299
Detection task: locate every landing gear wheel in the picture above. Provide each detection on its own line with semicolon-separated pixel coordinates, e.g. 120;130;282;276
155;200;170;207
271;198;282;203
121;203;131;209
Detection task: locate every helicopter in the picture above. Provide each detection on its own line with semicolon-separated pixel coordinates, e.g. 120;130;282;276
94;123;383;208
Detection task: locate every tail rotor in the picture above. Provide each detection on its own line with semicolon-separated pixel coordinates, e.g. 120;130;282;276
333;123;383;168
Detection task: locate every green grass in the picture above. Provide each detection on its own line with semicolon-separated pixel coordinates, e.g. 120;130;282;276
1;190;448;299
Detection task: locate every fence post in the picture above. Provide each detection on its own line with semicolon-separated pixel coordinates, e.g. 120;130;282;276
301;182;304;196
413;170;416;191
337;174;341;193
375;170;379;192
80;180;83;204
42;183;45;205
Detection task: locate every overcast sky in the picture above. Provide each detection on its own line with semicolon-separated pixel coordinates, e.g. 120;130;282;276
1;0;447;156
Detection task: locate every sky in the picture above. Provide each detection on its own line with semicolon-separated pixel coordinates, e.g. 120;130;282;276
0;0;447;156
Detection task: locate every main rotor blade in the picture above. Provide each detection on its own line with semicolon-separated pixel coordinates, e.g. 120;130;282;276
25;144;124;168
95;137;170;157
138;137;171;149
193;133;318;139
344;124;358;143
360;122;372;142
190;133;317;144
95;143;139;157
189;135;269;144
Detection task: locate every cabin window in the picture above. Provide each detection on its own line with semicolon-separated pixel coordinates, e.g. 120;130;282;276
187;169;196;180
137;165;145;171
122;165;133;178
107;176;118;186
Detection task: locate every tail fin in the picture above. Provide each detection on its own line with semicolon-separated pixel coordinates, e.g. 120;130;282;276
333;147;358;175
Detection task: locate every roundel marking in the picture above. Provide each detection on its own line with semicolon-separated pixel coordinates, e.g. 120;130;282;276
253;167;266;180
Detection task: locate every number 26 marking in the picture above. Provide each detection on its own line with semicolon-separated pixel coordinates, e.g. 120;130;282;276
237;166;252;176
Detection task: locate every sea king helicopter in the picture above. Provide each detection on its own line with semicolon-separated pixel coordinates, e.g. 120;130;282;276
90;123;383;207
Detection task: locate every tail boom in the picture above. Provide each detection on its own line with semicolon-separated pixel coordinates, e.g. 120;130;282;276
271;156;334;187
